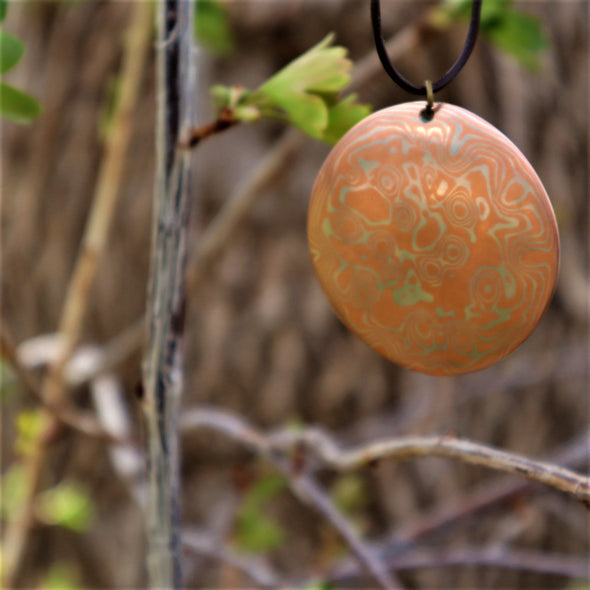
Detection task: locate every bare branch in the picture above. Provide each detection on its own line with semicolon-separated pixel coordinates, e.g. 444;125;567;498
182;408;590;504
331;546;590;582
1;326;129;442
284;470;404;590
269;429;590;504
141;0;195;586
391;428;590;544
179;409;403;590
1;7;153;585
11;332;145;503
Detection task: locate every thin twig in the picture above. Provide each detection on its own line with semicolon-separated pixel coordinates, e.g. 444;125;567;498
141;0;195;587
1;6;153;586
12;331;145;502
270;429;590;504
181;408;590;503
390;428;590;544
331;546;590;582
283;469;403;590
42;1;153;408
181;107;238;148
179;409;403;590
179;408;590;585
1;324;124;441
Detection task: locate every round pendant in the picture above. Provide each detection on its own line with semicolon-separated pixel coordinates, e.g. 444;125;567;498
308;102;560;375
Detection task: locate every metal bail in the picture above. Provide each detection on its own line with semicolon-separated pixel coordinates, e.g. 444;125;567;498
425;80;434;110
421;80;435;122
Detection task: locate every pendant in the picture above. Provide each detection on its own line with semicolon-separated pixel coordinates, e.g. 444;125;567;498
308;102;560;375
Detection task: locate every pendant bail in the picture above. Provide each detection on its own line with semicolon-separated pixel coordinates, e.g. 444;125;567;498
421;79;435;122
425;80;434;110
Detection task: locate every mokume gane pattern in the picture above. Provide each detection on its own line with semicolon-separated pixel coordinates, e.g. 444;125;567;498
308;102;559;375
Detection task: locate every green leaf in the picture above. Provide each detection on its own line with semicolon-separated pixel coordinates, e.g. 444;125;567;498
43;564;83;590
0;82;41;123
323;94;371;145
35;482;94;532
236;511;285;553
98;74;120;138
300;583;335;590
0;358;18;402
15;409;45;456
485;11;548;70
0;464;25;519
235;474;286;553
0;0;7;23
210;35;372;143
436;0;547;71
242;473;285;507
194;0;233;56
258;34;352;139
331;473;368;514
440;0;512;27
0;30;24;74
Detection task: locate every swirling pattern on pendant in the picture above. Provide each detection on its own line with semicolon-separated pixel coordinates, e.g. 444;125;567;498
308;102;559;376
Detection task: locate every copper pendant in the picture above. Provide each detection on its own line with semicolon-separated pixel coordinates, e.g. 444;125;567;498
308;102;560;375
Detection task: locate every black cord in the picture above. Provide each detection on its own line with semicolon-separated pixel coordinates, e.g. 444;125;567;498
371;0;482;95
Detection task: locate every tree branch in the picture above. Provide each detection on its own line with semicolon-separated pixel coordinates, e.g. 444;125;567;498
141;0;195;587
181;408;590;504
331;546;590;582
1;6;153;585
179;408;403;590
269;429;590;504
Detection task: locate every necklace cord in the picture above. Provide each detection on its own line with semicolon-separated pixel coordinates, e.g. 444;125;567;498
371;0;483;95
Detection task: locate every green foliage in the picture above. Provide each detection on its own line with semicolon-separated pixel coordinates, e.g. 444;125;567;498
0;358;18;402
15;409;45;456
211;34;371;144
98;74;120;137
0;464;25;519
484;10;548;70
194;0;233;55
35;481;95;532
323;94;369;146
300;583;335;590
235;473;286;553
437;0;548;69
0;6;41;123
331;473;369;515
42;564;84;590
0;82;41;123
0;30;23;74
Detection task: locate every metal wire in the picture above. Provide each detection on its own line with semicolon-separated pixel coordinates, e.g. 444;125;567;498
371;0;482;95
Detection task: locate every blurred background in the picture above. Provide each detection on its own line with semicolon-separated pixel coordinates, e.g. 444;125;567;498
1;1;588;588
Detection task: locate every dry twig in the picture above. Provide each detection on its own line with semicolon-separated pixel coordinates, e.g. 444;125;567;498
181;408;590;503
141;0;195;586
331;546;590;582
1;6;153;585
269;428;590;503
1;325;125;441
179;409;403;590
